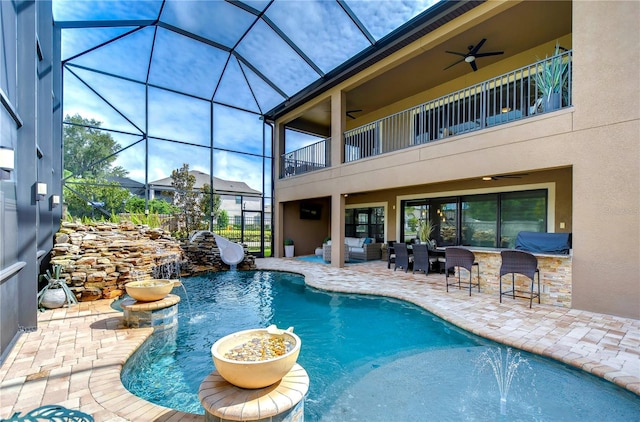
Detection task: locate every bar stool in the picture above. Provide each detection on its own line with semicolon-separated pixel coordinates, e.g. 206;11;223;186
499;250;540;308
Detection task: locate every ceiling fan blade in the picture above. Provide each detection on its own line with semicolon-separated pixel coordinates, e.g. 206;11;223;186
475;51;504;58
470;60;478;72
495;173;528;179
445;50;467;58
444;57;466;70
469;38;486;55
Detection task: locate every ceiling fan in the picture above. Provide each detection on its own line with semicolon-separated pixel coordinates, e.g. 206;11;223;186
346;109;362;119
482;173;528;181
444;38;504;72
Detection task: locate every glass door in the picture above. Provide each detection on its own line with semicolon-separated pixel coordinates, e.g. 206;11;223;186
431;198;458;246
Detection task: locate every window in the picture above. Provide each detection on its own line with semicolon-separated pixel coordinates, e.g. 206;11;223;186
235;195;242;204
500;190;547;248
403;200;427;242
432;199;458;246
345;207;384;242
401;190;546;248
462;194;498;247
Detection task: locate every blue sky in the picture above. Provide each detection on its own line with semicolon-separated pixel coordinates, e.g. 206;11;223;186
56;0;439;193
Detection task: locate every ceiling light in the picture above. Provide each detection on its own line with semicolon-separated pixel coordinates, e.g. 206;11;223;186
482;176;493;181
464;55;475;63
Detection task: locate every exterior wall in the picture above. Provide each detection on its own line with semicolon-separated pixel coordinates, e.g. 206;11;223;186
273;2;639;318
569;0;639;318
0;1;59;362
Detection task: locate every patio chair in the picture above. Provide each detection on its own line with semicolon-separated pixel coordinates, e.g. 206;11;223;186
499;250;540;308
445;247;480;295
393;243;412;273
412;243;436;275
387;241;396;269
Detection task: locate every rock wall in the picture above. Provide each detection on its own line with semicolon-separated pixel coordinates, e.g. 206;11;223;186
181;231;256;274
50;222;255;302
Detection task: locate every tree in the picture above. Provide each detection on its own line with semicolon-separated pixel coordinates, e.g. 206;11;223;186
200;183;222;228
62;114;130;218
217;209;229;229
171;164;204;237
63;114;127;178
125;197;179;215
63;176;130;218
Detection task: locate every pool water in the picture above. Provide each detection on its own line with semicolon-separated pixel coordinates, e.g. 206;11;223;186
120;271;640;420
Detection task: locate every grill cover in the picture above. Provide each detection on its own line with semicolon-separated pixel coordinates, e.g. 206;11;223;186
515;232;571;255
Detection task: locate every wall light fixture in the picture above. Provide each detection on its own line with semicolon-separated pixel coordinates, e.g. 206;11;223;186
36;182;47;200
0;147;15;179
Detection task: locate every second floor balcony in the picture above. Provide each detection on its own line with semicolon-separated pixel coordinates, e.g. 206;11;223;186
280;49;572;178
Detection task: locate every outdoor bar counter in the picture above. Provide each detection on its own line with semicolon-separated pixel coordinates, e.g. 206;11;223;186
452;247;572;308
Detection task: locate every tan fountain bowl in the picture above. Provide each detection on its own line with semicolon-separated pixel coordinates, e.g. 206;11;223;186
211;326;301;389
125;279;174;302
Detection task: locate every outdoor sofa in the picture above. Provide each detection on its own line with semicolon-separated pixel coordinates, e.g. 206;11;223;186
323;237;382;262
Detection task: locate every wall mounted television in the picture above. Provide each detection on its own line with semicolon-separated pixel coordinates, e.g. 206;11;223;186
300;202;322;220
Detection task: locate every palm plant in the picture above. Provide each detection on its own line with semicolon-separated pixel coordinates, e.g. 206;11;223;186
534;42;569;107
418;219;435;243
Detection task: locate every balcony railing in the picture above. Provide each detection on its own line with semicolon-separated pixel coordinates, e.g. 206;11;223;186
280;137;330;178
344;50;572;163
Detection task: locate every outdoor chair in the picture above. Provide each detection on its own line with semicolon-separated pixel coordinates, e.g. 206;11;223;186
445;247;480;295
393;243;412;273
387;241;396;269
412;243;436;275
499;250;540;308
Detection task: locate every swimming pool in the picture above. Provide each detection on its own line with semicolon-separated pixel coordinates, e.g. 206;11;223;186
120;271;640;420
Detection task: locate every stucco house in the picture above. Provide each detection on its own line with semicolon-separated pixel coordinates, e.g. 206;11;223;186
269;1;639;319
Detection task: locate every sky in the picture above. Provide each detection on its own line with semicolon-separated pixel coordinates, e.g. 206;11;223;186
56;0;440;194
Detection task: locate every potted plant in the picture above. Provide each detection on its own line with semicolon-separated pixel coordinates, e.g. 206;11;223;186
534;42;569;112
284;238;295;258
37;264;78;309
418;219;435;245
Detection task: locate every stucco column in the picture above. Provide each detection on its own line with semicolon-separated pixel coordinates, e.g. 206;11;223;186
274;122;286;257
329;91;346;266
330;193;346;267
330;90;345;170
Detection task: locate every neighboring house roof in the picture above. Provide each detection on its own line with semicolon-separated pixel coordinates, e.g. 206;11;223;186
106;176;145;196
149;170;261;196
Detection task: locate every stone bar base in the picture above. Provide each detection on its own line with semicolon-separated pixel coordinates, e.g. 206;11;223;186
466;249;572;308
121;294;180;330
199;364;309;422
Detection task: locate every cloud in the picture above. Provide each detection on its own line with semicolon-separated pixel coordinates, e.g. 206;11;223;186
344;0;440;40
266;0;371;73
53;0;162;21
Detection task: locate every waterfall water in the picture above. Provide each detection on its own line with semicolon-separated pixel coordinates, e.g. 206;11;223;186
153;253;181;280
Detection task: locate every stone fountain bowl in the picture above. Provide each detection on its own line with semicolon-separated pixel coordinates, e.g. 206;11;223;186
125;279;174;302
211;326;301;389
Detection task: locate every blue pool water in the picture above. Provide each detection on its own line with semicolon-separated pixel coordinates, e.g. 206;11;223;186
120;271;640;420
